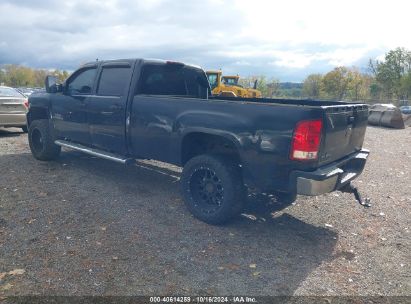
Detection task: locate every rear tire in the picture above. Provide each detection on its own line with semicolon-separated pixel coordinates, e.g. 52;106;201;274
181;154;245;225
28;119;61;161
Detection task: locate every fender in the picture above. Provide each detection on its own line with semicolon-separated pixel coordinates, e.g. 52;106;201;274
26;92;52;126
174;110;255;155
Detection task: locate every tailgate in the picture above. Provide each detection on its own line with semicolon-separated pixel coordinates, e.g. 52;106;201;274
319;104;368;165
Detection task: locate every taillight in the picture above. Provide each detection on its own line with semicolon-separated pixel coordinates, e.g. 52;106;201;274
290;119;323;161
23;99;29;109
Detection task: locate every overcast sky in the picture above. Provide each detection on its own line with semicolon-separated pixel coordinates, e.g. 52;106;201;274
0;0;409;81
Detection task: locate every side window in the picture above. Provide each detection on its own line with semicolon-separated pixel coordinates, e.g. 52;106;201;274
207;74;218;90
97;67;132;96
139;65;186;96
67;68;97;95
137;64;209;98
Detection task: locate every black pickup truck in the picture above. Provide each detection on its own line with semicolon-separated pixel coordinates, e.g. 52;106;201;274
27;59;370;224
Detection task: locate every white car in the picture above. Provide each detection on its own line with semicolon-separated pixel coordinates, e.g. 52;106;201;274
0;86;29;132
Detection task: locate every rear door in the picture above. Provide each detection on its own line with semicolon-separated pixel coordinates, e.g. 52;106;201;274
319;104;368;165
87;61;133;154
130;62;209;162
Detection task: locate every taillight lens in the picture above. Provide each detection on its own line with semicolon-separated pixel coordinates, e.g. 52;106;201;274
23;99;29;109
290;119;323;161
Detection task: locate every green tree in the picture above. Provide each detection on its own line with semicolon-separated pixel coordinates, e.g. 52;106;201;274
0;68;5;85
265;77;280;97
33;69;48;87
302;74;323;98
400;72;411;99
369;82;382;100
52;69;70;83
322;67;351;100
3;64;35;87
370;47;411;99
345;68;375;101
0;64;70;87
239;75;279;98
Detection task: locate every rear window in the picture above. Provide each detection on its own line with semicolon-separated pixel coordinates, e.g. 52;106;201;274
0;87;24;97
97;66;132;96
137;64;209;98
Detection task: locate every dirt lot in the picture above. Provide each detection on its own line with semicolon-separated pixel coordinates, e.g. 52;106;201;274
0;126;410;297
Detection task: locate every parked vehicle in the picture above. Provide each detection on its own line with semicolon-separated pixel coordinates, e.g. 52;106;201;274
399;105;411;114
27;59;370;224
0;86;29;132
17;87;45;97
17;87;34;97
206;70;262;98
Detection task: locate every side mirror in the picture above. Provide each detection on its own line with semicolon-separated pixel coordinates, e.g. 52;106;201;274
45;75;62;93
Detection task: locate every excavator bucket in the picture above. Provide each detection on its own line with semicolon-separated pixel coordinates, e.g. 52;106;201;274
368;104;406;129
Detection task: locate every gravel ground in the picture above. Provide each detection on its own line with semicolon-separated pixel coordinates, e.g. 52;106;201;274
0;126;410;297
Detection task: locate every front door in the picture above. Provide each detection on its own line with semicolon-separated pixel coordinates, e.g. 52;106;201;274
52;66;97;145
87;63;133;154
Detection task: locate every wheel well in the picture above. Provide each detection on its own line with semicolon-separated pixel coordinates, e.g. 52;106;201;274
27;107;49;126
181;133;241;165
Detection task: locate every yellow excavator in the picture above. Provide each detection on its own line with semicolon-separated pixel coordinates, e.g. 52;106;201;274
206;71;262;98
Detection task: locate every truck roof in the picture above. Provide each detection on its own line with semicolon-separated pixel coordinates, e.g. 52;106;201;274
81;58;202;70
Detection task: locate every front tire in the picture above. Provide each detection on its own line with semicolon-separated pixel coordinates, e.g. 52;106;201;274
181;154;245;225
28;119;61;161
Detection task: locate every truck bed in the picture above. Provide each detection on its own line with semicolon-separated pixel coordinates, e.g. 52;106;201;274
210;95;369;172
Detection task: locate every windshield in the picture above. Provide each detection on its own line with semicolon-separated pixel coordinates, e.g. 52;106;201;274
222;77;238;86
207;74;218;90
0;87;24;97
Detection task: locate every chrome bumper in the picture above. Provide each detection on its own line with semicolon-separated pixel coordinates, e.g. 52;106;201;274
292;149;369;196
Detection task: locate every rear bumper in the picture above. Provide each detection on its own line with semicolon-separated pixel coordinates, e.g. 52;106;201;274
290;149;369;196
0;113;27;126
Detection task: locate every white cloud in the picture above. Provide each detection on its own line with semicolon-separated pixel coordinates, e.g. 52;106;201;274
270;52;314;69
0;0;409;81
233;0;411;49
234;60;251;66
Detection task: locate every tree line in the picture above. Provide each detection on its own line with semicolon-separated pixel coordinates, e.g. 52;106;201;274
0;64;69;88
239;47;411;103
238;75;280;97
1;47;410;104
302;47;411;103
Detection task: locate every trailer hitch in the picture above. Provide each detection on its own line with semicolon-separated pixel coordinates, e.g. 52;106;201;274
339;183;371;208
